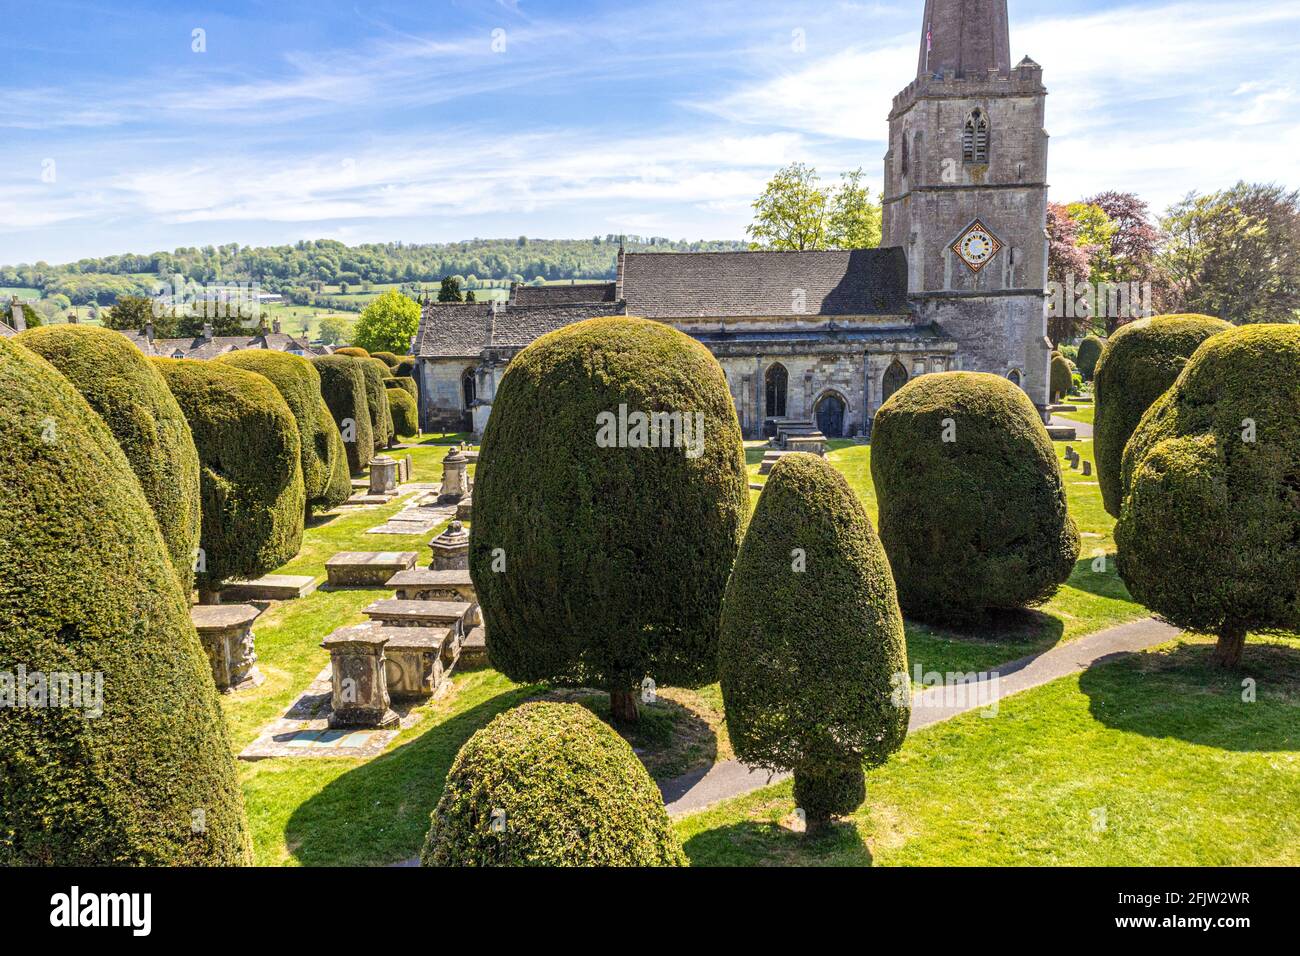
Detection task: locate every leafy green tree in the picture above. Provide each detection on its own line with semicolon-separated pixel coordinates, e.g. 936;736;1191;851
437;277;464;303
102;294;165;333
826;169;882;249
317;314;351;345
748;163;883;251
352;288;421;354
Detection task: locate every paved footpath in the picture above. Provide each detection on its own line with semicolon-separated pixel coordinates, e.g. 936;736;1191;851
1051;413;1094;439
660;616;1178;816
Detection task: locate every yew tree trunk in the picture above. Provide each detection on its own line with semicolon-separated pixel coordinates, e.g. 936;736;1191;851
1212;624;1247;669
608;687;639;724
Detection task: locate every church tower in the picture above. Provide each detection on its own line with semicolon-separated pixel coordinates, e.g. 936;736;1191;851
883;0;1053;412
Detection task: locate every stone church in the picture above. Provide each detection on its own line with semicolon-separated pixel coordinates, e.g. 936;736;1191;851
413;0;1053;439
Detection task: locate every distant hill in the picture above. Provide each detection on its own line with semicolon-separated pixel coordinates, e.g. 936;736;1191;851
0;236;749;308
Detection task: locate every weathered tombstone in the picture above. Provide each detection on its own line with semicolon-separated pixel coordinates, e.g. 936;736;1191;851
191;604;264;693
321;626;399;728
1065;446;1074;460
1083;460;1093;477
1070;454;1080;470
430;519;470;570
369;455;400;495
383;626;454;699
437;446;471;503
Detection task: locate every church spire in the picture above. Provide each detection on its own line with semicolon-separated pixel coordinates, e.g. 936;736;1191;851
917;0;1011;79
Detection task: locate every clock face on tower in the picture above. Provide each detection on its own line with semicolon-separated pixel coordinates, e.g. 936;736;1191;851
951;219;1003;273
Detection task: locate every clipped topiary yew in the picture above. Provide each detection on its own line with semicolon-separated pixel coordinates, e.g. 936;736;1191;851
333;346;369;358
216;349;344;516
386;375;418;403
360;358;393;450
154;358;305;600
1116;324;1300;668
393;357;417;379
421;702;686;867
313;354;374;474
16;324;201;589
386;386;419;437
0;338;251;865
871;371;1080;625
371;351;402;368
1050;352;1073;401
1094;314;1232;517
1077;334;1105;381
719;453;909;833
471;316;748;722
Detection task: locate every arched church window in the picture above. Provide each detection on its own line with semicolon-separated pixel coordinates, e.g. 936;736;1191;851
1008;369;1022;387
882;360;909;404
765;363;788;419
963;109;989;164
900;134;910;178
462;368;476;408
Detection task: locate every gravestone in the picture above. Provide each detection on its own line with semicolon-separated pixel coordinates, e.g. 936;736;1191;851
325;550;418;587
191;604;264;693
369;455;400;495
321;627;399;728
222;574;318;602
387;567;481;626
437;446;471;503
1083;460;1092;476
383;625;456;698
430;519;470;570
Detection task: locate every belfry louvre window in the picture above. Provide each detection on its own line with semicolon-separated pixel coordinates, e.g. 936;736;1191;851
963;109;989;164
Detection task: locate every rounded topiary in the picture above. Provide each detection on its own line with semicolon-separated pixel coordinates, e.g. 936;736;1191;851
421;702;686;867
333;346;369;358
471;316;748;722
320;408;353;510
1050;352;1073;402
371;351;402;368
871;371;1080;624
0;338;251;865
16;325;201;589
386;375;418;403
154;358;305;598
216;350;341;516
1093;314;1232;517
1116;324;1300;668
393;357;417;378
719;453;909;833
386;386;419;437
1077;335;1105;381
359;358;393;450
313;354;374;474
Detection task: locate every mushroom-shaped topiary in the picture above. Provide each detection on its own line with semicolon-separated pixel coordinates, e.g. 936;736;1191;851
1093;314;1232;517
386;386;419;437
1116;324;1300;668
470;316;748;723
154;358;305;601
216;349;346;516
0;338;251;865
333;346;369;358
421;702;686;866
719;453;909;833
313;354;374;474
16;324;201;589
1076;334;1105;381
871;371;1080;625
386;375;418;403
359;358;393;451
371;351;402;368
1050;352;1073;402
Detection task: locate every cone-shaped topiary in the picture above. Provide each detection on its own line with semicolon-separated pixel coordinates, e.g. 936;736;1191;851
0;338;251;865
719;453;909;833
386;386;419;437
360;358;393;451
154;358;305;599
371;351;402;368
871;372;1080;625
471;316;748;723
215;349;341;517
333;346;369;358
1094;314;1232;517
313;354;373;474
1077;334;1105;381
1050;352;1073;402
421;702;686;866
1116;324;1300;668
15;324;201;589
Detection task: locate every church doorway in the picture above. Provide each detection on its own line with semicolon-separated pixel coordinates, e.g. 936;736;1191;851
815;393;846;438
882;360;909;405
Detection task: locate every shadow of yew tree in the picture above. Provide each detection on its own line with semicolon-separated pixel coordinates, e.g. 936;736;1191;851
904;608;1066;680
1064;554;1136;601
283;684;536;867
1079;638;1300;752
682;817;873;867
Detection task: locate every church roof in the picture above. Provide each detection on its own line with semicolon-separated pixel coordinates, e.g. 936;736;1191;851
0;319;16;338
918;0;1012;79
510;282;618;306
415;301;625;358
619;247;910;318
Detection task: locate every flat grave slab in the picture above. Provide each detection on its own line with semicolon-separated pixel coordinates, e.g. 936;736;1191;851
387;568;480;624
325;551;418;587
222;574;318;602
363;598;471;630
461;625;488;667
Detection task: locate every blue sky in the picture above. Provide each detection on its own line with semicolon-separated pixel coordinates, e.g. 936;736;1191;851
1;0;1298;264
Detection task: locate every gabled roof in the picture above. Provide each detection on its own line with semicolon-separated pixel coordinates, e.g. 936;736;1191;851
119;329;320;359
619;248;910;319
510;282;618;306
415;302;626;358
0;320;16;338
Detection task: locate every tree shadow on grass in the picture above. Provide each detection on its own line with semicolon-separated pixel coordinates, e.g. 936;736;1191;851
1064;555;1136;601
283;684;536;867
1079;638;1300;752
905;609;1065;678
682;817;872;867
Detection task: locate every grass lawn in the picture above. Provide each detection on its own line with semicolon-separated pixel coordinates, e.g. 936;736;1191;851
1058;403;1096;426
674;633;1300;866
